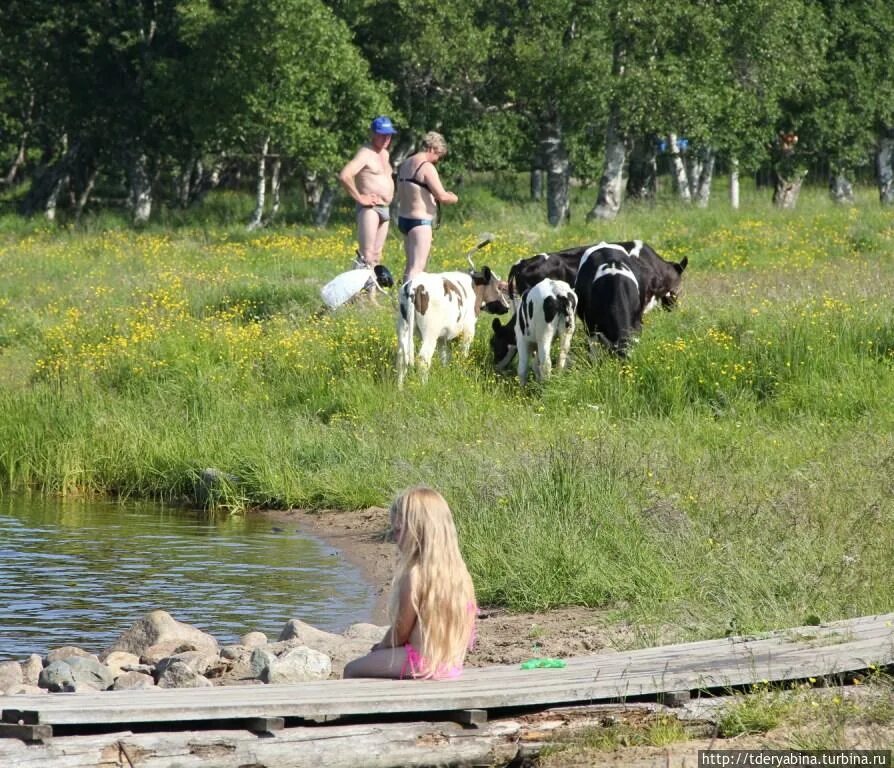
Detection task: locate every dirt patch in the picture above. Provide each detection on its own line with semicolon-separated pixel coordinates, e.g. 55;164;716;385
256;506;649;667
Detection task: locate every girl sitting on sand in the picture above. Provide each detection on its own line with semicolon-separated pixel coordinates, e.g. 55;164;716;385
343;486;477;680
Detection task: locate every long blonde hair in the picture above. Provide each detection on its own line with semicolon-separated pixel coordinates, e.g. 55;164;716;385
389;486;476;677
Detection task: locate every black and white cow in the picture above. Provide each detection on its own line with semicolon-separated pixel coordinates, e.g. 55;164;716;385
397;268;509;387
490;278;577;385
507;239;687;311
574;247;645;358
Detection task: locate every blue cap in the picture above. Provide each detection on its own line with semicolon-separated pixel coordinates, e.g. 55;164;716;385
371;115;397;135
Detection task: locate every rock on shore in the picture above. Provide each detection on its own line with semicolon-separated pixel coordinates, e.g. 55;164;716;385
0;610;388;696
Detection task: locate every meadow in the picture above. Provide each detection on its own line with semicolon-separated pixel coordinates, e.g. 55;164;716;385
0;178;891;646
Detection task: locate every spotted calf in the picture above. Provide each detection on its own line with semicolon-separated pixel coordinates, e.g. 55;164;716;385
491;278;577;385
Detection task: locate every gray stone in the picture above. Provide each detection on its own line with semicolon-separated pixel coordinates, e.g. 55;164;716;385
220;644;247;661
10;684;46;695
249;648;276;680
21;655;43;686
65;656;115;691
46;646;98;666
121;663;155;675
156;660;212;689
274;620;388;678
278;618;340;646
262;646;331;684
240;631;268;648
113;671;156;691
155;650;218;678
104;610;218;659
105;651;141;679
344;623;389;643
38;661;75;692
0;661;23;692
0;661;25;693
194;467;240;507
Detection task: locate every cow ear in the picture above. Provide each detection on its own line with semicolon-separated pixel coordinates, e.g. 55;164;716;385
676;256;688;273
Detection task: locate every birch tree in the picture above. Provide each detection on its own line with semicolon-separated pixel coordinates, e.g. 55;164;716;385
800;1;894;205
185;0;391;228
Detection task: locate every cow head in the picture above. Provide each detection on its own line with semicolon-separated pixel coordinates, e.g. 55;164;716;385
470;267;511;315
490;316;517;370
658;256;688;310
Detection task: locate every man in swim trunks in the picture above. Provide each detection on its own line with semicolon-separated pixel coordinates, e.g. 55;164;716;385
396;131;459;283
339;116;397;271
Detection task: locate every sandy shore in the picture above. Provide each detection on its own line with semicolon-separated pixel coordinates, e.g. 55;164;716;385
258;506;650;667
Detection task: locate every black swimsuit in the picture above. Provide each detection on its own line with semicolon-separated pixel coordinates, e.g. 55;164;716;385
397;160;440;235
398;161;438;234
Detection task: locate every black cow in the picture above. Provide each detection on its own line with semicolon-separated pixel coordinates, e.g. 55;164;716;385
574;247;645;358
507;240;687;311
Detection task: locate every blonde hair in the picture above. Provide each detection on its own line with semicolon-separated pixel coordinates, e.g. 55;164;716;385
389;486;476;677
420;131;448;157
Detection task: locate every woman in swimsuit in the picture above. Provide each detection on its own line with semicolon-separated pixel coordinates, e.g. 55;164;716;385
343;486;477;680
396;132;459;283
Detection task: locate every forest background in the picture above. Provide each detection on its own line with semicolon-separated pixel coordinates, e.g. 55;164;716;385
3;0;894;225
0;0;892;644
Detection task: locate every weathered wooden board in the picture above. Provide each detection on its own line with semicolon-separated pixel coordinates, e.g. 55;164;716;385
0;720;524;768
2;613;891;732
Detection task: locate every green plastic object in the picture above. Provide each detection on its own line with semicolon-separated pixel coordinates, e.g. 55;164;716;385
520;657;567;670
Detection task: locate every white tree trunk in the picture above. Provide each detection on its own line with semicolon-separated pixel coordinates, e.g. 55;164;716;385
541;119;570;226
773;170;807;209
248;136;270;230
314;185;337;227
587;111;626;221
667;133;691;204
43;173;68;222
730;158;740;210
269;157;282;219
877;136;894;205
694;148;715;208
128;152;153;225
829;172;854;204
530;167;544;200
74;165;99;220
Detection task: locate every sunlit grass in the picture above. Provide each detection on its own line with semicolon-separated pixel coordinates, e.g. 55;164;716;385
0;179;892;640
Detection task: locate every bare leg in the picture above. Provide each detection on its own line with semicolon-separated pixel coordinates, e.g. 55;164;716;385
343;646;410;679
402;225;433;283
356;207;384;266
371;219;390;266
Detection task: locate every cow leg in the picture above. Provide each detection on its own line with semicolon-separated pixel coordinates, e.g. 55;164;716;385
518;341;532;386
439;338;450;366
459;326;475;359
557;316;575;371
396;318;413;389
537;326;557;382
417;337;437;382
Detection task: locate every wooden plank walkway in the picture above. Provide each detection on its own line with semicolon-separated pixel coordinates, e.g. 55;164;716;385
3;613;892;736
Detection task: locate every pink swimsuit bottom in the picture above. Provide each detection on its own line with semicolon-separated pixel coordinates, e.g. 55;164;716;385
400;603;478;680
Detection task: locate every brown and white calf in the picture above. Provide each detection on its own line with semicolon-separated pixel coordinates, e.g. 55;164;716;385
397;268;509;387
490;278;577;385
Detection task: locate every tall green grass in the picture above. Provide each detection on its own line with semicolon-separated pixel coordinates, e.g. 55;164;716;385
0;178;891;641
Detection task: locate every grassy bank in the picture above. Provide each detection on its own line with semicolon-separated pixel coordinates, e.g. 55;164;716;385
0;180;891;642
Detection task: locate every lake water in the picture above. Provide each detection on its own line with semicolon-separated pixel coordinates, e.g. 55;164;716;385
0;496;375;662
